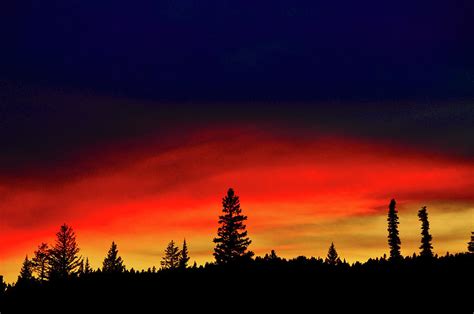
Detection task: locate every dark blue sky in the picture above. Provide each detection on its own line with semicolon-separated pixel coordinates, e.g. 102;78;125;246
1;1;473;178
3;0;474;101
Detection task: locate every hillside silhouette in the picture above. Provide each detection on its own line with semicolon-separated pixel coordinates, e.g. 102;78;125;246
1;189;472;312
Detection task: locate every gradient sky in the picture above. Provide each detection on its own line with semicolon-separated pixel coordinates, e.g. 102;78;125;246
1;1;473;282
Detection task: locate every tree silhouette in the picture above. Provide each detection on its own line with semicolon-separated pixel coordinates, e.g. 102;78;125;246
161;240;180;269
264;250;280;261
213;188;253;264
418;206;433;258
0;275;6;298
48;224;81;279
179;239;190;269
85;257;92;274
387;199;402;261
32;242;49;281
102;241;125;273
270;250;278;260
18;255;34;283
325;242;341;265
469;232;474;253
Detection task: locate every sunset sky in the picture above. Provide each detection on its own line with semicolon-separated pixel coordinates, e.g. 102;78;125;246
1;1;473;282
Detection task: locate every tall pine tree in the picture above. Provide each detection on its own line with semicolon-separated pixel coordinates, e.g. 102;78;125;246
161;240;180;269
102;241;125;273
213;188;253;264
387;199;402;261
418;206;433;258
18;255;34;283
32;242;49;281
48;224;82;279
325;242;341;265
179;239;190;269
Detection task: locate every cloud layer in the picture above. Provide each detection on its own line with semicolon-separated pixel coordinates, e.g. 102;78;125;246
1;117;472;282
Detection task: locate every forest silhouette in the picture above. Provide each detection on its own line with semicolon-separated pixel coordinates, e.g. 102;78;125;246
1;188;473;312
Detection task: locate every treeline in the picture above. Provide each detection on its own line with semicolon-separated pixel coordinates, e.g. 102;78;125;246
1;188;473;312
15;232;192;284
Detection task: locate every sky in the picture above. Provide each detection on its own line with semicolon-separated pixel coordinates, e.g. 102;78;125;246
1;1;473;282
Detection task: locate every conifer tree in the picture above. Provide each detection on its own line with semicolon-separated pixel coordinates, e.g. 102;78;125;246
32;242;49;281
213;188;253;264
84;257;92;275
18;255;34;283
48;224;81;279
325;242;341;265
387;199;402;261
161;240;180;269
418;206;433;258
179;239;190;269
102;241;125;273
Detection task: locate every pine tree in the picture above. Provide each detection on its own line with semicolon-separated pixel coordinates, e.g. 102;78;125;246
48;224;82;279
179;239;190;269
468;232;474;253
18;255;35;285
32;242;49;281
31;242;49;281
387;199;402;261
418;206;433;258
161;240;180;269
325;242;341;265
213;188;253;264
102;241;125;273
84;257;92;274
